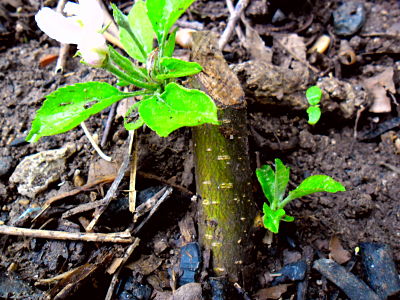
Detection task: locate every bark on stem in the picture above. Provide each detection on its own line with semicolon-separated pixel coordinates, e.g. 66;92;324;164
190;32;257;281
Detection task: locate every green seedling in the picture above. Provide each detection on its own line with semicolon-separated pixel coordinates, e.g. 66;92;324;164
305;85;322;125
27;0;218;143
256;158;345;233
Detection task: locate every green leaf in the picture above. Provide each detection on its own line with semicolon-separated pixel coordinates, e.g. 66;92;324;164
146;0;196;42
273;159;290;203
256;165;274;205
256;159;290;207
156;57;202;80
120;0;155;63
306;85;322;105
139;82;218;136
163;28;177;57
124;102;144;131
117;79;130;87
307;106;321;125
262;203;292;234
283;175;346;204
26;82;134;143
111;3;148;62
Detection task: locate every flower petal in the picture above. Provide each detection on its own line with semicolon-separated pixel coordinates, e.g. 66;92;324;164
77;32;108;67
35;7;82;44
64;2;80;16
78;0;104;32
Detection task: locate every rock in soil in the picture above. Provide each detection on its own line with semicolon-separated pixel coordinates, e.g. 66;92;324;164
9;143;76;198
313;258;380;300
172;283;203;300
360;243;400;299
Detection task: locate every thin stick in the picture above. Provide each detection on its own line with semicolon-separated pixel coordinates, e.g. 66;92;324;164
86;145;132;231
233;283;252;300
226;0;246;46
104;31;124;50
133;187;168;223
0;225;133;243
218;0;250;50
105;238;140;300
128;131;138;212
62;199;109;219
33;176;115;222
101;102;117;148
353;105;366;139
133;187;173;235
54;0;69;74
81;122;112;162
138;171;193;195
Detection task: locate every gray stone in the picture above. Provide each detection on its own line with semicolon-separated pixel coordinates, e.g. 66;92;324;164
171;283;203;300
9;143;76;198
0;156;12;176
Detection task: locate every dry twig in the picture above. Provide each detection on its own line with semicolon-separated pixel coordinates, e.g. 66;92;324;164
0;225;133;243
219;0;249;50
86;144;132;231
128;130;139;212
54;0;69;74
132;187;173;235
101;102;117;148
33;176;115;222
105;238;140;300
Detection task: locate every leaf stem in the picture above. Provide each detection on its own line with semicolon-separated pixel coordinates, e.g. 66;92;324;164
105;60;158;90
279;196;294;209
108;46;149;82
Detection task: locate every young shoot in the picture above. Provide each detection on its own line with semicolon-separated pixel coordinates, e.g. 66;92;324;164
305;85;322;125
27;0;218;143
256;158;345;233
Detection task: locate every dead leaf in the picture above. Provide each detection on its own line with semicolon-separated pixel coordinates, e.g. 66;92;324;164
116;97;137;119
363;67;395;113
328;236;351;264
39;54;58;67
87;158;121;184
275;33;307;69
254;284;292;300
126;255;163;275
243;22;272;62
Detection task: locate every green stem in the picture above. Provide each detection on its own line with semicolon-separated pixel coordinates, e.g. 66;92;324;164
105;61;158;90
279;196;294;209
108;46;149;82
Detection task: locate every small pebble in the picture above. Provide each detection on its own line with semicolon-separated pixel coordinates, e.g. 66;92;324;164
333;2;366;36
272;260;307;284
0;156;12;176
178;242;201;286
173;283;203;300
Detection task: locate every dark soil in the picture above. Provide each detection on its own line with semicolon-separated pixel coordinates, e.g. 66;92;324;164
0;0;399;299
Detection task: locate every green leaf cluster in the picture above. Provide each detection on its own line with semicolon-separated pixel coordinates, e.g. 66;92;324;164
256;159;345;233
27;0;218;143
305;85;322;125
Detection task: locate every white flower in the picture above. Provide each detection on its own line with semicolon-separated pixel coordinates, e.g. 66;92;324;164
35;0;108;67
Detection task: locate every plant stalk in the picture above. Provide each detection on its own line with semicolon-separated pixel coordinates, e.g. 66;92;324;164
190;32;257;281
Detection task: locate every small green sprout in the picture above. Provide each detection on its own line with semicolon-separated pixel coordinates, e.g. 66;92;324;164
305;85;322;125
256;158;345;233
